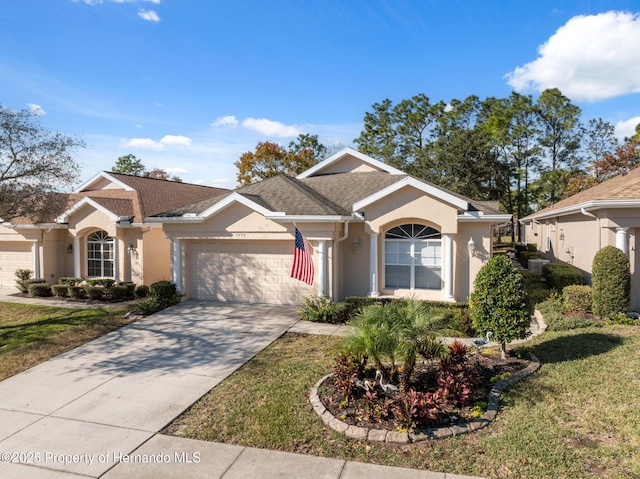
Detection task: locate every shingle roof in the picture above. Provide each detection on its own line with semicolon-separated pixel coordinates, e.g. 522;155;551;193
104;173;228;220
524;167;640;220
156;171;504;218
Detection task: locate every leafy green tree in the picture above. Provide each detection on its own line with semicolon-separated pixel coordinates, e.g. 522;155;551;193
112;154;146;176
0;104;84;222
355;94;445;171
592;246;630;319
469;255;530;359
483;92;540;239
235;134;325;185
535;88;583;205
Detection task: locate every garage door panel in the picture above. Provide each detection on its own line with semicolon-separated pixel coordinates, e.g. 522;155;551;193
189;240;313;305
0;242;33;288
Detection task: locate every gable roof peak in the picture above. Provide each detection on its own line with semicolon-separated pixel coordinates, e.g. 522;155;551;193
296;147;405;179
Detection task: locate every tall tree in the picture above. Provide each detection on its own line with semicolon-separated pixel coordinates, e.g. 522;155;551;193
235;134;325;186
112;154;146;176
534;88;583;205
0;105;84;222
483;92;540;238
354;94;445;172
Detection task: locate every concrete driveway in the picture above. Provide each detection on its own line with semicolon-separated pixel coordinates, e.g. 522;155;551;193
0;300;299;478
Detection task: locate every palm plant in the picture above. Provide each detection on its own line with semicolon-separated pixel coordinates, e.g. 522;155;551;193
344;299;463;391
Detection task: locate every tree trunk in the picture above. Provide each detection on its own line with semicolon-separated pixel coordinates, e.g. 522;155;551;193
500;343;508;360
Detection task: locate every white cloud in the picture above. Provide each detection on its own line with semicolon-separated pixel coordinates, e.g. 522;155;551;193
160;135;192;146
241;117;301;137
162;166;188;174
209;178;234;189
122;134;192;150
506;11;640;102
212;115;239;128
27;103;46;116
123;138;164;150
615;116;640;141
138;9;160;22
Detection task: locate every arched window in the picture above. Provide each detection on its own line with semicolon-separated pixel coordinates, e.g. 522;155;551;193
384;223;442;290
87;230;114;278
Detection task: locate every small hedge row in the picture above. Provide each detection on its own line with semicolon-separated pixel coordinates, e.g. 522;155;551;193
542;263;584;290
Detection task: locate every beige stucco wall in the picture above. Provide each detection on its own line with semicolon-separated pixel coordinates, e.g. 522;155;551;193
337;222;370;299
363;187;458;235
315;155;383;175
523;208;640;310
140;226;170;285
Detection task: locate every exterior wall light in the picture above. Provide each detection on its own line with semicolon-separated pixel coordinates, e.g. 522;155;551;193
353;237;360;254
468;237;476;257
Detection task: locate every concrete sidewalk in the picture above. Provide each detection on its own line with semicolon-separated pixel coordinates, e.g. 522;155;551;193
0;298;487;479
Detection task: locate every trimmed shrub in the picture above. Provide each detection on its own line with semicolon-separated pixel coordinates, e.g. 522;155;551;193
520;270;551;307
86;278;116;288
107;285;128;301
58;277;82;287
149;281;177;301
68;286;86;299
469;254;531;358
299;295;349;323
563;285;592;314
118;282;136;297
27;283;51;297
592;246;631;319
343;296;467;320
542;263;584;291
134;284;150;299
538;294;599;331
84;286;104;300
150;281;178;306
51;284;69;298
14;269;34;293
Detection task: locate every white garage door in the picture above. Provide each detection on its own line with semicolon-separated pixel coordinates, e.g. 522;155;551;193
189;240;314;305
0;242;33;289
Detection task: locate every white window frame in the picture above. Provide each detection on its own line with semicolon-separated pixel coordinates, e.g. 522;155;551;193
384;224;442;291
87;230;115;278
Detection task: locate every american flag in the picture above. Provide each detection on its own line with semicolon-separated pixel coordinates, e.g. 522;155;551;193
291;227;314;285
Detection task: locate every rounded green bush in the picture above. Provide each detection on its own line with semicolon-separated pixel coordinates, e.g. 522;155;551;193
107;285;128;301
27;283;51;297
150;281;177;304
51;284;69;298
562;285;593;314
84;286;104;300
592;246;630;319
119;282;136;297
68;286;86;299
470;254;531;358
134;284;150;299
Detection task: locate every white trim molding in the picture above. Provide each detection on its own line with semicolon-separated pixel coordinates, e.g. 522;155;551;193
296;147;405;179
56;197;121;224
73;172;136;194
353;176;469;212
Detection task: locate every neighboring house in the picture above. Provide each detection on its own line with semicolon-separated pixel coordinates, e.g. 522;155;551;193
151;148;511;305
521;167;640;309
0;173;227;289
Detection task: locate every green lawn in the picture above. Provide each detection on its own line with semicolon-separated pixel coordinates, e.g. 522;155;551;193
165;327;640;479
0;302;136;380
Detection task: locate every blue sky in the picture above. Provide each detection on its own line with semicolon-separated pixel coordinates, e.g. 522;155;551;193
2;0;640;189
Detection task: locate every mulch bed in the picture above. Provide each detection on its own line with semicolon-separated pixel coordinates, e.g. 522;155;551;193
319;351;529;431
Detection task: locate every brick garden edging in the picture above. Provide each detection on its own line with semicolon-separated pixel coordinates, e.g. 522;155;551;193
309;354;541;444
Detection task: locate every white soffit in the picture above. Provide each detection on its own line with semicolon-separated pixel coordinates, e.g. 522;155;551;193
296;147;405;179
353;177;469;211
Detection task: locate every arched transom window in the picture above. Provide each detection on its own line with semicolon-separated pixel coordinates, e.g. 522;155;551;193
87;230;114;278
384;223;442;290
